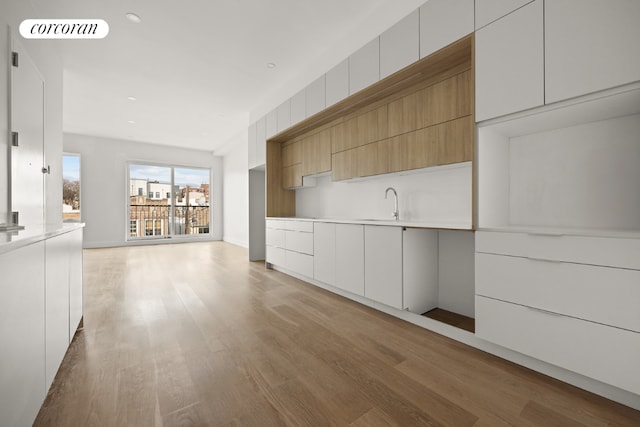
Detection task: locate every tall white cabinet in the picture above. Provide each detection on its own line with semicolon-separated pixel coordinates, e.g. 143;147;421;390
364;226;402;309
545;0;640;104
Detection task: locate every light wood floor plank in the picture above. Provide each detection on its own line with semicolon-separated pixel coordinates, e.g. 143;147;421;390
33;242;640;427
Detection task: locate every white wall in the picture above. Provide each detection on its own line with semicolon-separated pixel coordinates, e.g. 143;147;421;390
295;163;472;227
1;2;63;227
219;134;249;247
63;133;223;248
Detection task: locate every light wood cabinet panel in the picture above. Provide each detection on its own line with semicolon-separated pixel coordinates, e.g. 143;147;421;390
331;119;357;153
380;9;420;79
331;149;358;181
388;70;471;137
357;141;389;177
420;70;472;128
545;0;640;104
282;141;302;167
388;134;409;173
436;116;473;165
302;129;331;176
420;0;474;58
349;37;380;95
407;127;438;170
326;59;349;107
266;141;295;217
475;0;543;121
475;0;534;29
306;75;326;118
355;106;387;147
283;163;302;189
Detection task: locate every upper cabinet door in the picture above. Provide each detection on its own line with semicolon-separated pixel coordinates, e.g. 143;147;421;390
380;10;419;79
349;37;380;95
326;59;349;107
276;99;291;134
265;109;278;139
306;75;326;117
475;0;534;29
290;89;306;126
545;0;640;104
475;0;543;122
420;0;474;58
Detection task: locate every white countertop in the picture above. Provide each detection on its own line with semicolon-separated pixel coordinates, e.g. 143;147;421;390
267;217;472;230
0;222;85;254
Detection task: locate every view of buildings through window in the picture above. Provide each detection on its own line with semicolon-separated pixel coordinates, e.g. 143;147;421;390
62;154;81;222
128;164;210;238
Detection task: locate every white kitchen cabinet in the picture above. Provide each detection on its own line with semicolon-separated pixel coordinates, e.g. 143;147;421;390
276;99;291;133
380;9;419;79
313;222;335;286
285;230;313;255
285;250;314;278
290;89;306;126
265;109;278;139
545;0;640;104
266;228;285;248
248;122;257;169
68;228;83;338
349;37;380;95
475;0;534;29
326;59;349;107
364;225;402;309
475;0;543;121
335;224;364;296
420;0;474;58
476;252;640;333
255;116;266;167
0;242;46;427
306;75;326;117
476;296;640;395
402;228;438;314
45;232;71;391
266;245;285;266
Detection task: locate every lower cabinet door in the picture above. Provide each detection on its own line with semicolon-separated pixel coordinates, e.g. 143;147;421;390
476;296;640;395
285;250;313;278
266;245;285;267
335;224;365;296
314;222;336;286
364;225;403;309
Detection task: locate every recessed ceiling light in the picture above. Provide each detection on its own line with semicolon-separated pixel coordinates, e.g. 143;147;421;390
127;120;136;124
125;13;142;23
127;96;137;101
266;62;276;69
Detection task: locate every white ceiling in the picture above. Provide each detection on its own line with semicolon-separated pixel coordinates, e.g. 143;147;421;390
30;0;426;153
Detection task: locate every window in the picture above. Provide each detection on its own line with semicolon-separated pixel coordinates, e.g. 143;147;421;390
128;163;211;240
62;154;81;222
129;220;139;237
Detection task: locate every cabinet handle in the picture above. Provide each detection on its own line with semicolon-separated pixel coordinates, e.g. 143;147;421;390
527;232;564;237
525;306;565;318
526;256;562;264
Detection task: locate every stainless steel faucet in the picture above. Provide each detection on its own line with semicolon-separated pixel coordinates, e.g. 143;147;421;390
385;187;399;221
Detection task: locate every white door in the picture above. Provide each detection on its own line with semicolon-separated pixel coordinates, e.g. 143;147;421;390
10;37;45;226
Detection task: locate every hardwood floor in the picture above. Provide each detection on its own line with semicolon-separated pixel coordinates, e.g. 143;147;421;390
35;242;640;426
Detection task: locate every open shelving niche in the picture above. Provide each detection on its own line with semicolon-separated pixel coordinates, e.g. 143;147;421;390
477;81;640;238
